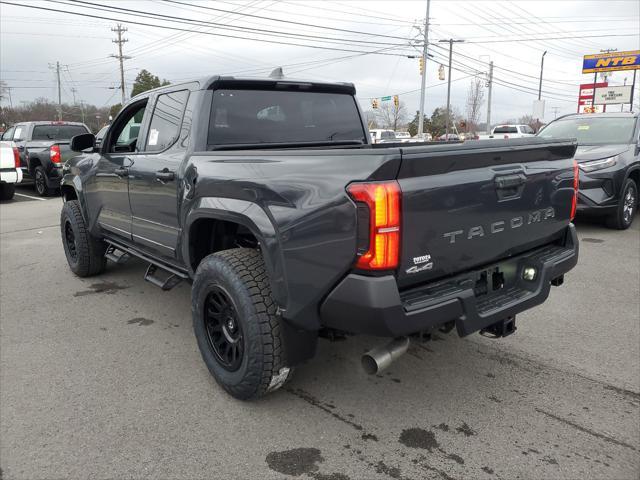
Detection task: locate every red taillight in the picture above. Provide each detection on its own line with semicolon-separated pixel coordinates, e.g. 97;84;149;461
347;181;401;270
12;146;20;168
50;144;61;164
570;159;579;221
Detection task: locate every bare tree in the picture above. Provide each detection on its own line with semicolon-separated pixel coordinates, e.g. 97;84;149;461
518;114;538;130
376;100;407;131
465;78;485;133
363;110;379;129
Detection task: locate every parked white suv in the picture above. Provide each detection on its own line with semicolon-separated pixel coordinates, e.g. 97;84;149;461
369;129;396;144
0;140;23;200
478;125;536;140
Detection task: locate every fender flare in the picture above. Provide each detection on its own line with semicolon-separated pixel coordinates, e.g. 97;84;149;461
623;164;640;187
183;197;288;311
60;174;89;223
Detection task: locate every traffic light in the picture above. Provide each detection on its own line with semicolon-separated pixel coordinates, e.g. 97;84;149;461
372;99;379;109
419;57;424;75
438;64;445;81
393;95;399;108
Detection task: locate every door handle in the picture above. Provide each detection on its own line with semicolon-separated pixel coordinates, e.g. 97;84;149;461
114;167;128;177
156;169;175;182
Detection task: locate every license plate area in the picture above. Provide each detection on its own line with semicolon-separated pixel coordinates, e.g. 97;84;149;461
473;263;517;298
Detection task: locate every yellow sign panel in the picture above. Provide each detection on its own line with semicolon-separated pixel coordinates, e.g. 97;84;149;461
582;50;640;74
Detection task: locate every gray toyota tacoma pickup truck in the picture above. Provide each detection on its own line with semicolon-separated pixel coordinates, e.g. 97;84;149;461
60;76;579;399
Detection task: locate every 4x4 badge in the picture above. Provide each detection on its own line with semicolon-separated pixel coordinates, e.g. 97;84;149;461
407;254;434;274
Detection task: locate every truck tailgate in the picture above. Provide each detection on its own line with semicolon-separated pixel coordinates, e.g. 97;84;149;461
396;138;577;288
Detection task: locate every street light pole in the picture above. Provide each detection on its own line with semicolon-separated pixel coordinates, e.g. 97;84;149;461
538;51;547;100
536;50;547;130
439;38;464;139
417;0;431;136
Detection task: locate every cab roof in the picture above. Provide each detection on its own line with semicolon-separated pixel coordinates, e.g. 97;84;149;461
132;75;357;100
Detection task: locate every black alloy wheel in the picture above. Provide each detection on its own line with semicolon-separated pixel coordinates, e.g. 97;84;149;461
204;286;244;372
35;168;47;196
64;220;78;262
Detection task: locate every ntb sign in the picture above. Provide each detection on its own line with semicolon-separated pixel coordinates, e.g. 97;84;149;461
582;50;640;73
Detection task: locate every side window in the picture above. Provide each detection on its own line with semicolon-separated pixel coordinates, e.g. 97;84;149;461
108;100;148;153
2;127;15;140
144;90;189;152
13;126;24;141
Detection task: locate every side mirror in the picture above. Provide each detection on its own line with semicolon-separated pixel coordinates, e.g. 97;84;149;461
71;133;96;152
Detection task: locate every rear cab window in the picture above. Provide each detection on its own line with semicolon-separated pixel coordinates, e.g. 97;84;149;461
493;126;518;134
207;89;367;148
144;90;189;152
32;124;89;140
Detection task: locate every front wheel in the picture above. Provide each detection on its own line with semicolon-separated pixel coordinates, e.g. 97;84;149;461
192;248;292;400
60;200;107;277
606;179;637;230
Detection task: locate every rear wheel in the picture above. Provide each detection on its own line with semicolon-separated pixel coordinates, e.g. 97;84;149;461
60;200;107;277
192;248;292;400
606;179;637;230
0;183;15;200
34;166;53;197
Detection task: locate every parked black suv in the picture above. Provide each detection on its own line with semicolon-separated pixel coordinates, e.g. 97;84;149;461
538;112;639;229
60;76;579;399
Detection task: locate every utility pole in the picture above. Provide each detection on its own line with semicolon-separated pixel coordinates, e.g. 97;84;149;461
49;61;63;120
110;24;130;106
486;61;493;135
417;0;431;136
439;38;464;139
70;87;77;105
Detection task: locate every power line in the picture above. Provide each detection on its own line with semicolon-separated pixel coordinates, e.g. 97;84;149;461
2;1;417;57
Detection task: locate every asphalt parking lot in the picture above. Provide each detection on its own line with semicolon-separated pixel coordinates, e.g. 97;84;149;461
1;185;638;480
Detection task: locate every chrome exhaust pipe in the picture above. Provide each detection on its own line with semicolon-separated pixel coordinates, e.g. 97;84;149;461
361;337;410;375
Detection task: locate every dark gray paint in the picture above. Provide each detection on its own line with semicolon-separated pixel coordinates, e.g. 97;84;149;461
62;76;579;332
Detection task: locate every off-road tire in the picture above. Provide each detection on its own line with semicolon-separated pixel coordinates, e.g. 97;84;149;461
192;248;292;400
0;183;15;200
34;166;53;197
606;178;637;230
60;200;107;277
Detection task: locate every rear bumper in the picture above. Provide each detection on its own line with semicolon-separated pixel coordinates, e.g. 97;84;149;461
320;224;579;337
0;168;23;184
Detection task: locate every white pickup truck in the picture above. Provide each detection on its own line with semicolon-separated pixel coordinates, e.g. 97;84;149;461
477;124;536;140
0;140;23;200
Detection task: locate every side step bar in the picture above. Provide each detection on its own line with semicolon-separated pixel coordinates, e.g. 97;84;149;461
104;240;189;291
105;245;131;264
144;264;183;291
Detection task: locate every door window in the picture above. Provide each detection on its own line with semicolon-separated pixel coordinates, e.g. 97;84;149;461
108;101;148;153
144;90;189;152
13;126;24;141
1;127;15;140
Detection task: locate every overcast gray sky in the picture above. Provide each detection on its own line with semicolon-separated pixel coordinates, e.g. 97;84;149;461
1;0;639;123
